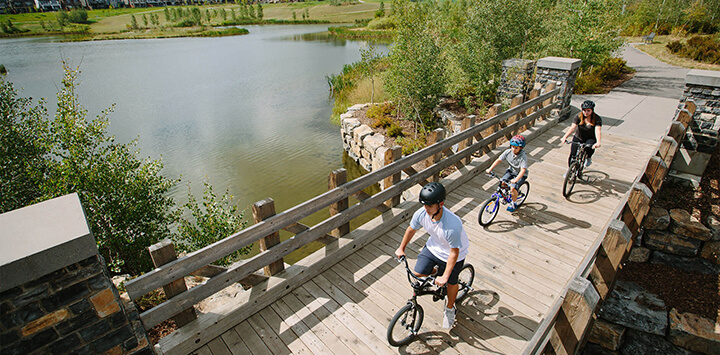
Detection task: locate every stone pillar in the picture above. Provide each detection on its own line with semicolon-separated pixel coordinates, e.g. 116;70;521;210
0;194;151;355
534;57;582;121
674;70;720;175
497;58;536;106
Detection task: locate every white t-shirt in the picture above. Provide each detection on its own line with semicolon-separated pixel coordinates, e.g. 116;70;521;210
410;206;469;262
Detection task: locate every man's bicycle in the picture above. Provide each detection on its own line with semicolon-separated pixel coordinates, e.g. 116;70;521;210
387;255;475;347
477;171;530;226
563;141;594;197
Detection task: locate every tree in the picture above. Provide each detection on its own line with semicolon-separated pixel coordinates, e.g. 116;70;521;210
358;44;381;104
130;14;139;30
0;79;49;213
256;3;264;20
1;64;252;275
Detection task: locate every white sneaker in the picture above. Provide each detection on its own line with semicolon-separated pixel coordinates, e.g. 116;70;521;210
585;157;592;167
562;171;567;178
443;307;456;329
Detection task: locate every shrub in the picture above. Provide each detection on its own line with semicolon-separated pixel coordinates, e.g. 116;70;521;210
366;102;394;119
396;136;426;155
666;41;684;53
367;17;395;30
387;123;404;137
574;70;603;94
371;115;392;128
595;57;629;81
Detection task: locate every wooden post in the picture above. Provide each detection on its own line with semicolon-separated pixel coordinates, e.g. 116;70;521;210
487;104;501;150
458;116;473;164
549;277;600;355
252;198;285;276
383;146;402;208
328;169;350;236
588;220;632;299
427;128;444;182
505;95;524;139
149;240;197;327
526;88;540;127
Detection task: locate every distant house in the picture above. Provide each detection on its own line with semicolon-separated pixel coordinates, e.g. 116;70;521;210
35;0;62;11
82;0;112;9
1;0;36;13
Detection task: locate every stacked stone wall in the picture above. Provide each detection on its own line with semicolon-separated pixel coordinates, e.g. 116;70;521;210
0;194;151;355
584;206;720;354
497;59;536;104
534;57;582;120
0;255;151;355
681;70;720;154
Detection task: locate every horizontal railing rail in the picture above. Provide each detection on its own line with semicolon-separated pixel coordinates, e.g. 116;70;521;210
523;99;696;355
125;88;561;333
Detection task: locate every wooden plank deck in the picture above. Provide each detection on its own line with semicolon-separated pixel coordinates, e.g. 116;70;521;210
191;123;658;355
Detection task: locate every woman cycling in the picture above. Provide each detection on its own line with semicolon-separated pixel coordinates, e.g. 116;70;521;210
560;100;602;171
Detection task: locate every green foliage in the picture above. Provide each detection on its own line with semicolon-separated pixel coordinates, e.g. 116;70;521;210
0;80;49;212
370;115;392;128
129;14;139;30
57;9;89;27
1;19;27;34
385;0;444;132
366;102;394;119
386;123;404;137
1;64;251;275
375;1;385;18
174;182;251;266
667;40;683;53
574;57;634;94
395;135;426;155
620;0;719;36
256;3;264;20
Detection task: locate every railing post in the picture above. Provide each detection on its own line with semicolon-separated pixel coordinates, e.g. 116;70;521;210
526;88;541;128
149;240;197;327
427;128;445;182
328;169;350;236
543;81;557;120
502;95;524;140
252;198;285;276
488;104;501;150
458;116;475;164
548;277;600;355
588;220;632;299
383;146;403;208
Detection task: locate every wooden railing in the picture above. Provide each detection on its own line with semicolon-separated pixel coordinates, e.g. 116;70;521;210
522;99;696;355
124;86;561;354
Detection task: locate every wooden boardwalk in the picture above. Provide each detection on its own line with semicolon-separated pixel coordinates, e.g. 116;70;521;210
191;123;658;355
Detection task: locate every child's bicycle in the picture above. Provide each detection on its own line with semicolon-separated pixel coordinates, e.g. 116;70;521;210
563;141;594;197
477;171;530;226
387;255;475;347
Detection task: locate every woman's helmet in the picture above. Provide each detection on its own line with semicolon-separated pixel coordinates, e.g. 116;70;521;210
581;100;595;110
419;182;446;205
509;135;526;148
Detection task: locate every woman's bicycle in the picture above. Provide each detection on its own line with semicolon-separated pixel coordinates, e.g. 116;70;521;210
387;255;475;347
477;171;530;226
563;141;594;197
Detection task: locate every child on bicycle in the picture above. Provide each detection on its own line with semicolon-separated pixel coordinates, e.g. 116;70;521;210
395;182;470;329
560;100;602;169
485;135;528;212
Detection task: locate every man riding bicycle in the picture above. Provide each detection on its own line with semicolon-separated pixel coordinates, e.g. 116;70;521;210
395;182;470;329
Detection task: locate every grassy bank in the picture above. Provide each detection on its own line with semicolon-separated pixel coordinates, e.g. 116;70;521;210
0;1;380;40
631;35;720;71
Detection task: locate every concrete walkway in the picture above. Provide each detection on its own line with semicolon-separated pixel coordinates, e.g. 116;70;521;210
570;43;690;143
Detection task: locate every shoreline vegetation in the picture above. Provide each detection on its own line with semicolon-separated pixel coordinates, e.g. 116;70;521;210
0;0;378;41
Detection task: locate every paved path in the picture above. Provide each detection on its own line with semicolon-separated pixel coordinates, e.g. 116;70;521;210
571;43;689;143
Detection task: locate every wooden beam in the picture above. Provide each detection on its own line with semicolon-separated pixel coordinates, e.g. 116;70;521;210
589;220;632;299
383;146;402;208
149;241;197;327
427;128;444;182
353;190;391;214
252;198;285;277
328;169;350;237
283;222;337;246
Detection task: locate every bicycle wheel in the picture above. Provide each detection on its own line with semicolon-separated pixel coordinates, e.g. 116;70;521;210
455;264;475;302
478;197;500;226
515;182;530;207
387;303;424;347
563;163;578;197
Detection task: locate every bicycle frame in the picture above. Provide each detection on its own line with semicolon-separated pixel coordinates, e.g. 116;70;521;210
487;171;515;206
399;255;447;303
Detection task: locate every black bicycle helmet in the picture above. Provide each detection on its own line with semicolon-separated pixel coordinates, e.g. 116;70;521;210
419;182;446;205
581;100;595;110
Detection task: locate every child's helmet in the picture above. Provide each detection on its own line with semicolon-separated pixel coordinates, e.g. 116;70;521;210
581;100;595;110
419;182;446;205
510;135;526;148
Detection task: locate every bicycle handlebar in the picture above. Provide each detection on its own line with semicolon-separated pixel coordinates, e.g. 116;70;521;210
565;140;594;148
396;255;436;288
